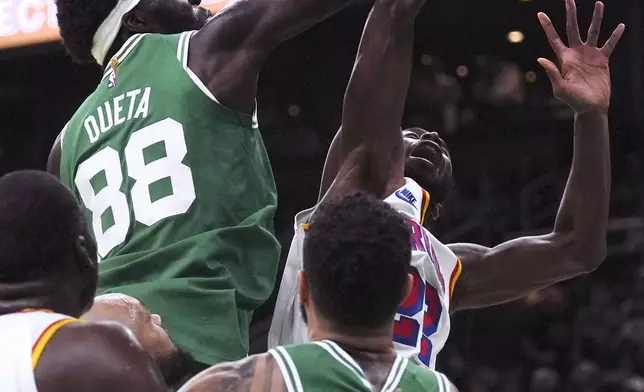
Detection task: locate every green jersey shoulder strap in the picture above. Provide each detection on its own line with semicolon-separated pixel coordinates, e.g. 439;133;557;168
269;341;409;392
398;360;452;392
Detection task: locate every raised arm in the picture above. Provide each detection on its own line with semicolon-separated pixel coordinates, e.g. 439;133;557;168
449;0;625;312
47;131;63;178
188;0;357;113
317;0;427;200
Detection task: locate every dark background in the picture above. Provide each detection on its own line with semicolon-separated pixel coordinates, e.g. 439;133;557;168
1;0;643;390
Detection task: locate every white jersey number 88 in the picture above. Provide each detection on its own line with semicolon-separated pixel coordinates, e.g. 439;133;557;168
74;118;196;258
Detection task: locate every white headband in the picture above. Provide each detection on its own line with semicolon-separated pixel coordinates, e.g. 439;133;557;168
91;0;142;65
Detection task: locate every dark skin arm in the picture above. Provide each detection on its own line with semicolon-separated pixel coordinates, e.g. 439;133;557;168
47;0;358;177
36;321;167;392
177;354;285;392
449;0;625;311
46;132;62;178
188;0;357;114
315;0;427;201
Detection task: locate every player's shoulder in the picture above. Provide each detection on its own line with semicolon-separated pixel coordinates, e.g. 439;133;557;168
61;319;137;340
104;32;185;70
99;32;189;79
132;31;190;49
36;321;166;391
403;362;459;392
44;320;144;364
295;206;316;228
383;177;430;223
178;353;279;392
118;32;184;51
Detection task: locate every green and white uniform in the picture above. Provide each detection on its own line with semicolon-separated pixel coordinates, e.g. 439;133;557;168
269;341;452;392
59;31;280;365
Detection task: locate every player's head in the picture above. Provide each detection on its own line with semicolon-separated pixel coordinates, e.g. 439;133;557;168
56;0;213;64
299;192;413;338
83;293;194;387
402;128;453;220
0;171;97;317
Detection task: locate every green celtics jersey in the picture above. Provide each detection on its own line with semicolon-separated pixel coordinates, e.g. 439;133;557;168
59;31;280;365
269;341;452;392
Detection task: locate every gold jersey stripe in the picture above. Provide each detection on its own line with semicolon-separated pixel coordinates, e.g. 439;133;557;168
32;319;80;369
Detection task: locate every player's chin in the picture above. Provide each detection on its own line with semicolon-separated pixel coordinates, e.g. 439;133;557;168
405;156;438;181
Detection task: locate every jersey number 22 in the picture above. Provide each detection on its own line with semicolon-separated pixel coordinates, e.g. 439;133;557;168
393;220;443;367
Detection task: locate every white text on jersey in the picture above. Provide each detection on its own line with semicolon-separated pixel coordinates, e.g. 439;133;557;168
84;87;151;143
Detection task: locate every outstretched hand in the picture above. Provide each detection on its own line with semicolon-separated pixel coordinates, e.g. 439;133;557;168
537;0;625;114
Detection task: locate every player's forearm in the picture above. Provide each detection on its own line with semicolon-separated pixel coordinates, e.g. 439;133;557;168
247;0;356;49
342;0;423;137
332;0;425;197
553;110;610;267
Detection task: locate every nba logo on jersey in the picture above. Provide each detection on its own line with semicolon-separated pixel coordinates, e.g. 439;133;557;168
107;69;117;88
107;57;119;89
395;188;418;210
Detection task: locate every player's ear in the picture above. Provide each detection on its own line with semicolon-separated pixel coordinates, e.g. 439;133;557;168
429;203;442;221
122;9;149;33
401;273;414;305
74;235;98;311
298;270;310;306
74;235;96;271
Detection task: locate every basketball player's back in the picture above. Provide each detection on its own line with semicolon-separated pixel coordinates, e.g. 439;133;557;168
268;342;455;392
180;343;457;392
58;32;279;366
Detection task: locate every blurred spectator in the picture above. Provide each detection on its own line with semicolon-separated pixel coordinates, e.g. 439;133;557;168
530;367;560;392
622;377;644;392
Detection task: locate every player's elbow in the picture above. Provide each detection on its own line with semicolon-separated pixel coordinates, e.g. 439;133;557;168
570;236;607;273
582;243;607;272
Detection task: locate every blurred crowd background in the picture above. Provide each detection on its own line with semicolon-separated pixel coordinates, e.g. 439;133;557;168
1;0;643;390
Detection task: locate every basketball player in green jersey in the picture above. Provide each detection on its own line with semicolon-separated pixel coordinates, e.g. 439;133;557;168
48;0;360;371
179;193;459;392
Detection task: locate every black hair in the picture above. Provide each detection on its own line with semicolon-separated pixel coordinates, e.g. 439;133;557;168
55;0;119;63
0;170;88;282
303;192;412;333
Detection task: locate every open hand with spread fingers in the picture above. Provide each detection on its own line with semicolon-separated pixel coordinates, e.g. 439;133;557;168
537;0;625;114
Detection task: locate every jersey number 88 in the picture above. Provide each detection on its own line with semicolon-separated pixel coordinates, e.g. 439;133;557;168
74;118;196;258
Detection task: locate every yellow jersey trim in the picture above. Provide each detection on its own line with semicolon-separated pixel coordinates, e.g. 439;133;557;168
419;189;431;225
32;319;80;369
449;259;463;299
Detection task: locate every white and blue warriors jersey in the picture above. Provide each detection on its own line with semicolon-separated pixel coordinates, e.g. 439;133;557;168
268;178;463;369
270;341;453;392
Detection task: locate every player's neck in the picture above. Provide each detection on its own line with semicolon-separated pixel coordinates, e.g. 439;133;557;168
103;30;133;68
0;280;76;316
310;327;395;354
